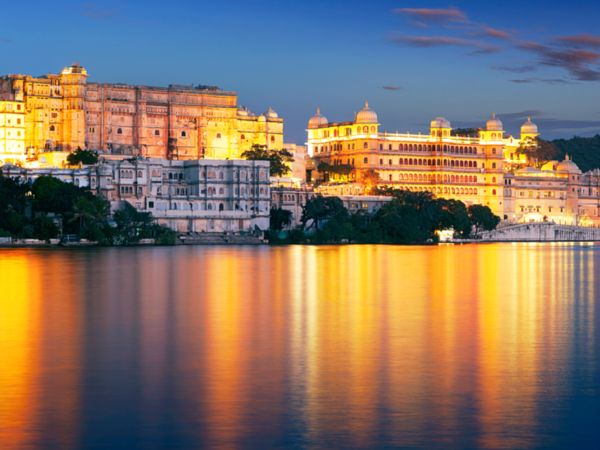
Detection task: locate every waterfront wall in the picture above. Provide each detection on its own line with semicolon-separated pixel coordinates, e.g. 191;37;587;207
476;222;600;241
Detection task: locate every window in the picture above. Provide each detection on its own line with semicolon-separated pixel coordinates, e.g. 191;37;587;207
240;134;245;140
181;131;187;138
49;125;55;132
363;142;368;149
154;130;160;136
117;128;123;134
216;133;222;139
363;157;368;164
148;201;154;208
270;135;275;143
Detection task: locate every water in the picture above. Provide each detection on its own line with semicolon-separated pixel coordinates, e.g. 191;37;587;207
0;244;599;450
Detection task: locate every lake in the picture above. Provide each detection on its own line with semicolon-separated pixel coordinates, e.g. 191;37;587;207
0;244;599;449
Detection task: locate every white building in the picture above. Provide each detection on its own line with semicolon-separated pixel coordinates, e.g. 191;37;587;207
1;157;271;233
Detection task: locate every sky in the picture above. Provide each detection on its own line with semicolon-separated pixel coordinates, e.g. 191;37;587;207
2;0;600;144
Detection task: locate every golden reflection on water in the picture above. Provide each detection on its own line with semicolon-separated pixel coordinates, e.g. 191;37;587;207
0;244;597;449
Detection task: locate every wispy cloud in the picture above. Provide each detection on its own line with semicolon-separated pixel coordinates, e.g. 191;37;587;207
557;34;600;48
476;27;513;41
518;41;600;81
82;2;117;21
393;7;467;26
491;64;537;73
382;85;402;91
509;78;573;85
390;35;500;54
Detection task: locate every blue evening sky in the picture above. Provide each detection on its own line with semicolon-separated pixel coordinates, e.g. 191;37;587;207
2;0;600;143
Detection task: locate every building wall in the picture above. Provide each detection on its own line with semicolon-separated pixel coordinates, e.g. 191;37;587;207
1;158;271;233
0;100;26;164
0;64;284;160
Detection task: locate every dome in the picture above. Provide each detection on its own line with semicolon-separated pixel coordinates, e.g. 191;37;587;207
355;101;378;124
257;114;266;122
521;116;538;135
556;154;581;173
307;107;328;128
486;112;503;131
237;107;249;117
264;106;278;119
430;117;451;129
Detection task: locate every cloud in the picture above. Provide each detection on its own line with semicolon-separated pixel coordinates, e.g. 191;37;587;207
382;85;402;91
82;3;117;21
557;34;600;48
497;110;546;120
393;7;467;26
491;64;537;73
517;41;600;81
509;78;573;85
476;27;513;41
390;35;500;54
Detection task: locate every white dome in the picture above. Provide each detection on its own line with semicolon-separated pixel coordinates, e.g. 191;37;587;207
486;113;503;131
308;107;328;128
430;117;451;129
264;106;278;119
355;101;378;124
557;155;581;173
237;107;249;117
257;114;266;122
521;116;539;135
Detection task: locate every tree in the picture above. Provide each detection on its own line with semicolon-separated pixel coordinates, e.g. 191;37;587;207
241;144;294;177
301;196;348;231
435;198;471;237
113;202;154;244
517;137;560;166
552;135;600;172
270;207;293;231
0;176;29;236
451;128;480;138
66;148;99;166
468;204;500;234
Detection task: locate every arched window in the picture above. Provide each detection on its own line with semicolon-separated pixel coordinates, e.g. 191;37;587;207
117;128;123;135
154;130;160;136
363;126;369;133
270;135;275;143
181;131;187;138
363;157;368;163
363;142;368;149
370;126;375;133
49;125;55;132
216;133;222;139
219;203;224;212
240;134;245;140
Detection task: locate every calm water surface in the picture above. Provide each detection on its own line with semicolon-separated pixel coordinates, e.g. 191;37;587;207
0;244;599;449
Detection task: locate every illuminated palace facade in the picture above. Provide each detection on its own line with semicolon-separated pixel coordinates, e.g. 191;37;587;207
307;103;600;225
0;63;283;163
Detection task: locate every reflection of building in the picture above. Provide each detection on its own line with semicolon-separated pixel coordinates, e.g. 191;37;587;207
0;64;283;160
1;158;271;233
307;103;600;225
0;100;26;164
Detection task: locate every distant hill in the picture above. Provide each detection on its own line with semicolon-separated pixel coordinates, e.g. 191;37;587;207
552;135;600;172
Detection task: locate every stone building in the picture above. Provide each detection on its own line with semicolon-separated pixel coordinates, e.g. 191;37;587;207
307;103;600;225
0;64;283;160
0;100;26;164
1;157;271;233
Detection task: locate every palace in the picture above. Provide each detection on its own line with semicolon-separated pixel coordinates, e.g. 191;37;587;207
307;103;600;225
0;63;283;164
1;157;271;233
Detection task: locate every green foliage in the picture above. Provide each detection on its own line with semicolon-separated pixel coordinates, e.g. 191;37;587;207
552;135;600;172
33;215;59;241
113;202;153;244
517;138;560;165
273;190;501;245
468;205;500;234
451;128;480;138
241;144;294;177
0;174;176;245
301;195;348;231
66;148;99;166
270;207;293;231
